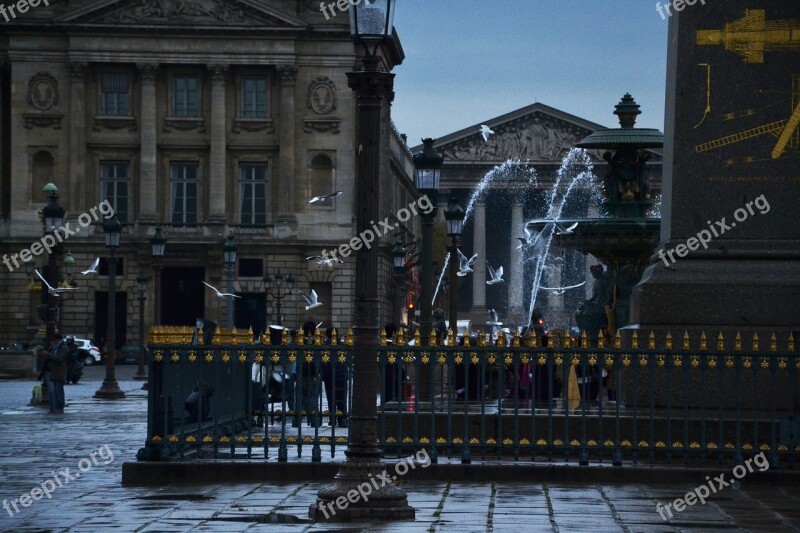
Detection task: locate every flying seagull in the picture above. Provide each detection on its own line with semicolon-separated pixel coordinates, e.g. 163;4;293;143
480;125;495;142
299;290;323;311
35;269;78;297
203;281;241;299
539;281;586;295
456;248;478;277
80;257;100;276
308;191;343;204
555;222;579;235
516;225;544;249
306;256;344;268
316;321;324;329
486;261;504;285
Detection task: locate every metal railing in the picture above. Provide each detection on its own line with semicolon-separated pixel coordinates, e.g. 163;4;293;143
137;328;799;468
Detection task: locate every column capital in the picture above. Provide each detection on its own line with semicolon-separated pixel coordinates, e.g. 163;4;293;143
277;65;298;85
208;64;228;83
69;62;88;82
137;63;158;84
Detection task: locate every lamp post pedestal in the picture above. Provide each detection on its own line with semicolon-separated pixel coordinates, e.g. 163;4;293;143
133;284;148;381
310;57;413;522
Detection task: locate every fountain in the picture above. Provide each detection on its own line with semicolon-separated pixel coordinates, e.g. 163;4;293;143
527;94;663;338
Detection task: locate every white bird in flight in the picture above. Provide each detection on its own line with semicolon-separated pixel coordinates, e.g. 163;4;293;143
555;222;579;235
486;261;504;285
456;249;478;277
80;257;100;276
480;125;495;142
308;191;343;204
539;281;586;295
306;256;344;268
35;269;78;297
299;290;323;311
516;225;544;249
203;281;241;299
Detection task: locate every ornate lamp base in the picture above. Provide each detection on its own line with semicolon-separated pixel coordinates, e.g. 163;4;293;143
94;379;125;399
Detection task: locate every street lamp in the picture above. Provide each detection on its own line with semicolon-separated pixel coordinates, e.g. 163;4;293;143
57;251;76;334
413;138;443;346
134;275;149;381
392;242;406;325
223;233;237;328
41;184;65;346
95;215;125;399
150;227;166;326
311;0;413;521
263;271;295;326
445;199;465;338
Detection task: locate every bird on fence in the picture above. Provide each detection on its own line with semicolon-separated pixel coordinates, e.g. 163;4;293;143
35;269;78;297
80;257;100;276
457;248;478;277
486;261;504;285
308;191;343;204
487;309;502;326
299;290;323;311
203;281;241;299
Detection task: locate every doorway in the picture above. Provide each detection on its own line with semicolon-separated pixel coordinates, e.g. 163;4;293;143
161;267;205;326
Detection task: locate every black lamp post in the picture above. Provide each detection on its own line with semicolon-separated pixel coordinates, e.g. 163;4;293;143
311;0;413;521
223;233;237;328
150;227;166;326
263;271;295;326
413;139;443;345
392;241;406;326
95;215;125;399
41;183;65;346
57;251;76;334
134;275;149;381
445;199;465;339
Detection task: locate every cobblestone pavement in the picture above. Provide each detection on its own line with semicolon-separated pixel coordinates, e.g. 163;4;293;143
1;368;799;532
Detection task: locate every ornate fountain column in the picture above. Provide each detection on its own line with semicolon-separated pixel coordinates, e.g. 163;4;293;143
470;201;487;322
507;199;526;325
138;64;158;222
208;65;227;222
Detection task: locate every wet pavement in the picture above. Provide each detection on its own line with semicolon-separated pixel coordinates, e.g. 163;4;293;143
1;366;799;532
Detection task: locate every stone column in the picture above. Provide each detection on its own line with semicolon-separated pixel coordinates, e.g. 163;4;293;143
471;201;487;321
276;65;298;230
138;64;158;222
507;199;525;324
68;62;87;213
208;65;228;222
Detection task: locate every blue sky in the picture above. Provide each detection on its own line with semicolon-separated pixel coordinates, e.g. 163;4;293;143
391;0;669;145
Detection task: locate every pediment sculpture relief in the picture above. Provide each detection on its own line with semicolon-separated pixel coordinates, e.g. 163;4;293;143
111;0;250;24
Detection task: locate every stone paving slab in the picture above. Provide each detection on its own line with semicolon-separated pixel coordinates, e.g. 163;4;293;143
1;375;800;532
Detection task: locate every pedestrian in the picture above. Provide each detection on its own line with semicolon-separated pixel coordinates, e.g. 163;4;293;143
321;327;348;427
45;333;68;413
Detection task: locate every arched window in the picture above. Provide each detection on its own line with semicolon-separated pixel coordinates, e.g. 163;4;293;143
308;153;335;206
31;151;54;202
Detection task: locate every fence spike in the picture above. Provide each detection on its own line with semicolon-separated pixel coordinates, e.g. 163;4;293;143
380;328;387;346
789;333;795;353
683;331;691;351
614;330;622;349
397;327;406;346
752;333;759;352
429;328;437;347
497;329;506;347
700;331;708;351
414;328;421;347
295;329;304;345
647;331;655;350
478;330;487;347
331;328;338;345
345;329;354;346
281;328;289;346
512;329;521;347
735;331;742;352
665;331;673;350
770;333;777;353
597;331;605;349
448;329;456;347
717;332;725;351
315;328;323;346
463;332;471;347
631;330;639;349
580;331;589;349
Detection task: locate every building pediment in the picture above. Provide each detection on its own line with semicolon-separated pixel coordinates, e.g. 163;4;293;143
56;0;308;28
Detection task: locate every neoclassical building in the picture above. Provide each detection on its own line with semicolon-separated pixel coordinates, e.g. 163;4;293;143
414;102;663;328
0;0;417;348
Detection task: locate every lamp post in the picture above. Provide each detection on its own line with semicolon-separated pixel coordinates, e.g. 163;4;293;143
41;184;65;346
223;233;237;328
392;241;406;326
311;0;413;521
445;199;465;338
57;251;76;334
150;227;166;326
95;215;125;399
134;275;149;381
413;138;443;345
263;271;295;326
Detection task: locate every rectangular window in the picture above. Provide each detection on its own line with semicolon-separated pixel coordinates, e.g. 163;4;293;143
170;162;198;224
172;76;199;117
100;161;129;223
241;77;267;118
101;73;129;116
239;162;268;225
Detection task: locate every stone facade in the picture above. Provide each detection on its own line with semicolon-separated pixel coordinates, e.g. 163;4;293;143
0;0;417;348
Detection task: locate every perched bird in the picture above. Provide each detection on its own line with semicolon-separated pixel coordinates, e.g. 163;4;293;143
456;249;478;277
299;290;323;311
80;257;100;276
203;281;241;299
487;308;502;326
480;125;495;142
35;269;78;297
486;261;505;285
306;256;344;268
555;222;579;235
308;191;343;204
539;281;586;295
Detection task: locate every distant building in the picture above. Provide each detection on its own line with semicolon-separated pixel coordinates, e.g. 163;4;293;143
413;102;663;328
0;0;416;348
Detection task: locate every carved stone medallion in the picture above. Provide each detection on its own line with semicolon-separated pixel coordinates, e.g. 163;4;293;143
28;73;58;111
307;77;336;115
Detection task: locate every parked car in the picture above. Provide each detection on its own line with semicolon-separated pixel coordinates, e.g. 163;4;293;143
71;338;102;365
